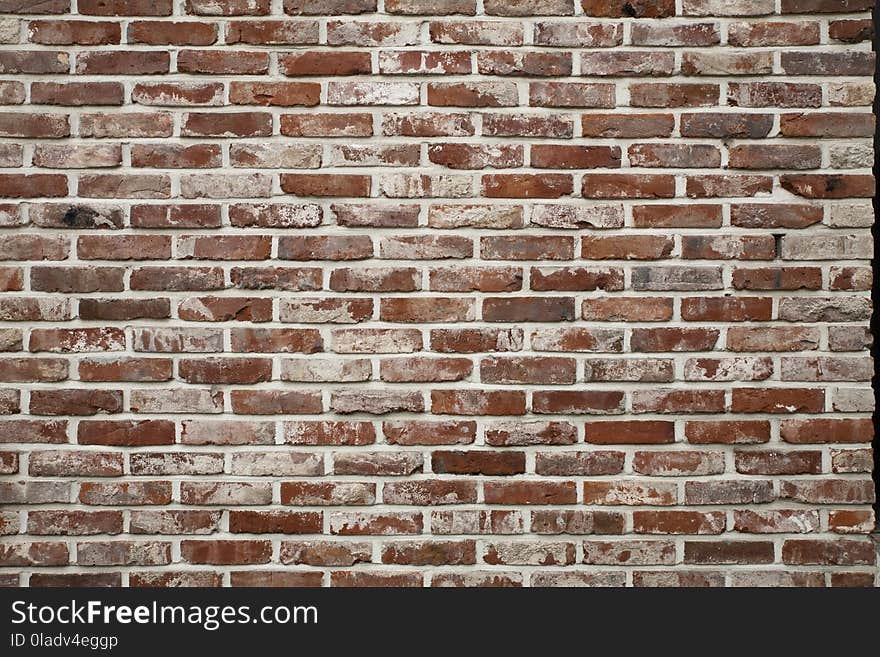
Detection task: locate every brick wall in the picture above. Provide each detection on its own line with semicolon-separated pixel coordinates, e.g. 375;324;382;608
0;0;876;588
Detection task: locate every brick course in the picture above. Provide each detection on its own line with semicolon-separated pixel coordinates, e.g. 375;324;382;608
0;0;875;587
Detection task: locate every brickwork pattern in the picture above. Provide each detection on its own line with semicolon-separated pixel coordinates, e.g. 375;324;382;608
0;0;876;587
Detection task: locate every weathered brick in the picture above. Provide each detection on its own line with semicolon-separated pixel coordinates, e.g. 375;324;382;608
1;0;872;590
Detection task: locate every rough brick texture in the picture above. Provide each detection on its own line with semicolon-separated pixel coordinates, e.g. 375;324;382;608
0;0;876;588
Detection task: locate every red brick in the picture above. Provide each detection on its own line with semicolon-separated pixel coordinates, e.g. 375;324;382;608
0;0;872;588
128;21;217;45
585;421;675;445
181;540;271;565
431;390;526;416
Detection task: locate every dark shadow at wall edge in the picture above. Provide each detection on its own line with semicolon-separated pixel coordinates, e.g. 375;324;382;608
873;2;879;519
